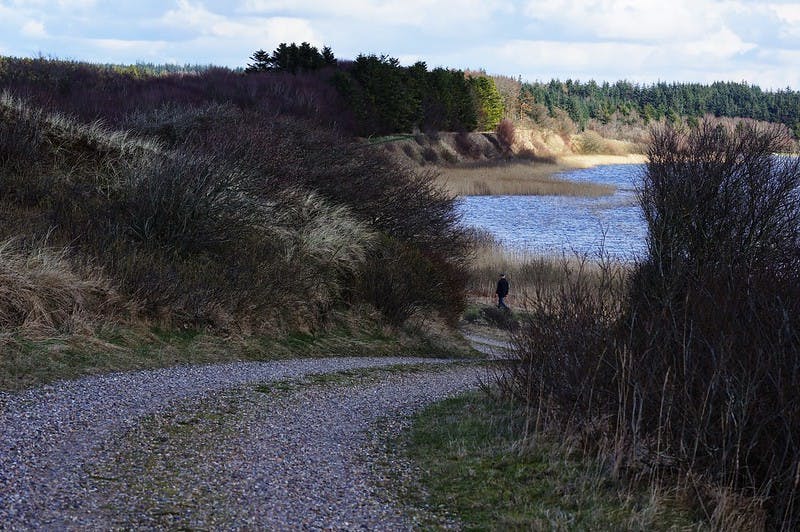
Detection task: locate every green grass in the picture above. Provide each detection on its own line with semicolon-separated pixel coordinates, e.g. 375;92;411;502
252;362;478;395
0;319;478;392
401;392;703;530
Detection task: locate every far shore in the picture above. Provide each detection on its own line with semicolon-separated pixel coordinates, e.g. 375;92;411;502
435;153;648;197
558;153;648;169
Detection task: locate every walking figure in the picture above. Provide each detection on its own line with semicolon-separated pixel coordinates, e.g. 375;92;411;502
496;273;509;309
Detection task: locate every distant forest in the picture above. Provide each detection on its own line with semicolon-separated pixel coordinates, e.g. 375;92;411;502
518;79;800;134
2;44;800;138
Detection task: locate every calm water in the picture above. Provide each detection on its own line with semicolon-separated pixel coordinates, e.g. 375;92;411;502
458;164;647;260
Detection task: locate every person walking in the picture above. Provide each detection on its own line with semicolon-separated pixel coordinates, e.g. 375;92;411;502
496;273;509;309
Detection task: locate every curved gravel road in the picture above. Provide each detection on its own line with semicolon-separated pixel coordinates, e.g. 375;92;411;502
0;357;483;530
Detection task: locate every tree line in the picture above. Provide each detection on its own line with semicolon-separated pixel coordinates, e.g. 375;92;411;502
517;79;800;136
246;44;800;138
245;44;505;136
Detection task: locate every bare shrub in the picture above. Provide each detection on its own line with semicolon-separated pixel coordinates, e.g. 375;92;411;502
497;119;800;528
122;102;242;147
496;118;516;152
551;108;578;140
455;131;482;158
626;120;800;528
422;146;439;163
496;253;626;434
479;305;518;331
440;148;458;164
356;236;433;325
574;130;605;154
517;148;557;164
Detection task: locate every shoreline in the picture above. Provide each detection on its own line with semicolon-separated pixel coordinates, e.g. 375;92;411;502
556;153;647;171
434;153;647;197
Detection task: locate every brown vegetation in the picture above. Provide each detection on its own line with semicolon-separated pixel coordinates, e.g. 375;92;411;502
436;161;616;197
0;60;473;387
0;239;123;333
494;119;800;529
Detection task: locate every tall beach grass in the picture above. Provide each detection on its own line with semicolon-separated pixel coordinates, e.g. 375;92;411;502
437;160;616;197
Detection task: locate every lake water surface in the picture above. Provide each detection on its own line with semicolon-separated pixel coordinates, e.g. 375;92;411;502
457;164;647;260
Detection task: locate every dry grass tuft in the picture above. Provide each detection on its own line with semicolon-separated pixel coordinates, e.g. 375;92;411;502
0;239;121;332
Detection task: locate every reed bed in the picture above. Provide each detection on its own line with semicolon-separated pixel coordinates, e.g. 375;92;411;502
437;161;616;197
466;239;628;307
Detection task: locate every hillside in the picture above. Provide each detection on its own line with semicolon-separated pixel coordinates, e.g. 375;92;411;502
0;59;473;389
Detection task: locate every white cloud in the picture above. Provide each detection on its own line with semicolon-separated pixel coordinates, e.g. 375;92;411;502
89;37;168;55
161;0;318;44
20;19;47;38
239;0;515;31
521;0;718;42
0;0;799;88
770;2;800;23
491;39;653;72
768;2;800;40
674;27;756;59
8;0;95;9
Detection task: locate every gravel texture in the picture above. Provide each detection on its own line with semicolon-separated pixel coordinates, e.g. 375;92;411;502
0;357;483;530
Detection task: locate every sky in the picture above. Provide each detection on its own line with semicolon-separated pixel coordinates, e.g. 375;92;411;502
1;0;800;90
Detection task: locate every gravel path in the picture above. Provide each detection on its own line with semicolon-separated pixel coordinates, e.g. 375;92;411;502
0;357;483;530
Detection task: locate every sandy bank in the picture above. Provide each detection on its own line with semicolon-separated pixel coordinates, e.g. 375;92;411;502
558;153;648;169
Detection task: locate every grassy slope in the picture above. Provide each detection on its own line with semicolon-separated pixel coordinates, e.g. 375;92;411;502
0;81;473;391
376;127;645;197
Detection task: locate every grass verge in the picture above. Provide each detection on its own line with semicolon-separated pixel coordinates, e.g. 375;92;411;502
0;317;478;392
400;391;703;530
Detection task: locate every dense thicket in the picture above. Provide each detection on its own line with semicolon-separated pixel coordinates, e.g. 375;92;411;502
0;56;352;130
500;120;800;528
0;57;470;330
243;43;503;135
10;48;798;142
628;123;800;528
331;55;494;135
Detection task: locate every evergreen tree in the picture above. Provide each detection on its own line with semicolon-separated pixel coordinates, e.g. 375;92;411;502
245;42;336;74
245;49;270;73
469;75;504;130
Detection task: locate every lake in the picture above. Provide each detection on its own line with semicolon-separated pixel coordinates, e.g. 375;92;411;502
457;164;647;260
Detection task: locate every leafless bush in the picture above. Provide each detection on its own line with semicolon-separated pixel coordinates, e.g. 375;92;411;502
421;146;439;163
496;118;515;152
356;236;433;325
498;119;800;528
626;120;800;528
496;253;627;434
455;131;482;158
122;102;242;147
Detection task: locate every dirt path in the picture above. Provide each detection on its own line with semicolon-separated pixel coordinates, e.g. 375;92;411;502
0;357;483;530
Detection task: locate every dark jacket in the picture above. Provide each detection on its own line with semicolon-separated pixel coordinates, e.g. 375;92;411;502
496;277;509;297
